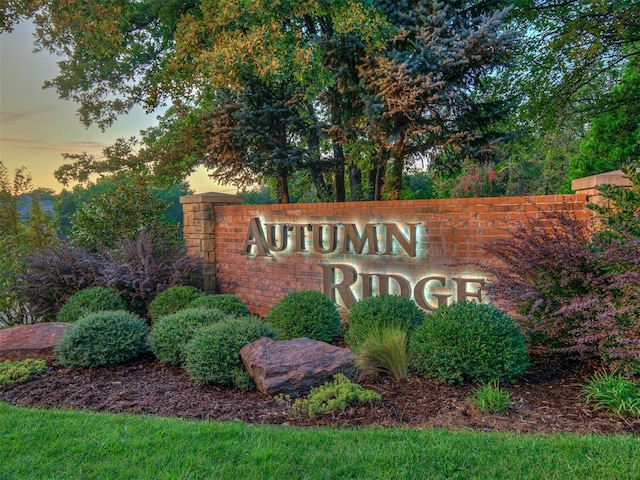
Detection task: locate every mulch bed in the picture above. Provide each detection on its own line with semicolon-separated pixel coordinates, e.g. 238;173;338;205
2;351;639;435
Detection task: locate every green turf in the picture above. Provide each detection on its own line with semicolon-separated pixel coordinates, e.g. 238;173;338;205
1;402;638;479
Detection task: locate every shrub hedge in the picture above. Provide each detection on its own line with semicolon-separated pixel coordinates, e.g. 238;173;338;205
147;285;205;321
148;308;231;365
409;301;529;384
56;287;128;323
266;290;341;343
189;294;250;317
55;311;148;368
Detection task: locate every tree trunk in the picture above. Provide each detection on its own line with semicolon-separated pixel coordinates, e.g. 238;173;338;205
349;163;362;201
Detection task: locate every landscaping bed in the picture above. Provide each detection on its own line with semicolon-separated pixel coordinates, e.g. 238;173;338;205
2;350;638;435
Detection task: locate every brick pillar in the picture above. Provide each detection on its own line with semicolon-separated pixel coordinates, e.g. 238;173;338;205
571;170;632;204
180;192;243;293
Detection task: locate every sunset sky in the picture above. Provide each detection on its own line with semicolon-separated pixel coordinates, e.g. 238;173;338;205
0;21;225;194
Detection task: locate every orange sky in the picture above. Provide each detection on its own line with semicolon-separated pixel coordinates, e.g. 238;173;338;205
0;21;230;195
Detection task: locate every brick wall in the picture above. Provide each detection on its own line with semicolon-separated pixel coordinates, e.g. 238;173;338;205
182;193;592;317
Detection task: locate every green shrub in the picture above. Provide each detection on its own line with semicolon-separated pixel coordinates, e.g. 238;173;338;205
0;359;47;388
345;295;424;351
354;326;409;380
56;287;128;323
148;285;204;321
189;294;250;317
293;374;382;416
184;317;277;388
55;311;148;367
581;371;640;418
266;290;341;343
148;308;231;365
409;301;529;384
470;381;515;414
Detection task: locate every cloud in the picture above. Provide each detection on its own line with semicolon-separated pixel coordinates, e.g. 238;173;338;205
0;136;108;153
0;106;59;123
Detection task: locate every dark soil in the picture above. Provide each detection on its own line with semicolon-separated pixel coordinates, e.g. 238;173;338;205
2;351;639;435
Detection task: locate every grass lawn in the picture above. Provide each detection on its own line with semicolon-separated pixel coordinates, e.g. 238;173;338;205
1;402;638;479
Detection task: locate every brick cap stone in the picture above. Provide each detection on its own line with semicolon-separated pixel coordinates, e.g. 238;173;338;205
180;192;243;205
0;322;70;362
571;170;632;192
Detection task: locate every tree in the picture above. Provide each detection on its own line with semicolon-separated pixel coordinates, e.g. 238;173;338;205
3;1;515;202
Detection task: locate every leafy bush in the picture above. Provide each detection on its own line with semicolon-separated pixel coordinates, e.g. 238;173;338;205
266;290;341;343
409;301;529;384
55;311;148;368
482;164;640;371
354;326;409;380
15;226;203;321
184;317;277;388
293;374;381;416
14;241;104;320
189;294;249;317
581;371;640;418
148;308;231;365
56;287;127;323
101;225;203;317
0;359;47;387
147;285;205;322
470;381;515;414
345;295;424;351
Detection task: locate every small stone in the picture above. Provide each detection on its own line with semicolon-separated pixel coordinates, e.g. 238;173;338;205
241;337;354;397
0;322;70;362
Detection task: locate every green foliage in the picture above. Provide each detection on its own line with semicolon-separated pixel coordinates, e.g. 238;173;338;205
56;287;127;323
354;326;409;380
470;381;515;414
266;290;342;343
589;160;640;241
55;311;148;368
409;301;529;385
293;374;381;416
148;308;231;365
0;358;47;388
581;371;640;418
345;295;424;351
70;177;171;250
184;317;277;388
148;286;205;322
189;294;249;318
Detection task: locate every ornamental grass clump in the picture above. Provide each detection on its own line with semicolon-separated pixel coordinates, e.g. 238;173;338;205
345;295;424;351
55;311;148;368
184;316;277;389
147;285;205;322
148;308;232;365
409;301;529;385
470;381;515;414
293;374;381;416
266;290;341;343
189;294;250;317
581;371;640;418
0;359;47;388
56;287;128;323
354;326;409;380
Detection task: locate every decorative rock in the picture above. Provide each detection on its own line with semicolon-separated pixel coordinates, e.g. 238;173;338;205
0;322;70;362
240;337;355;397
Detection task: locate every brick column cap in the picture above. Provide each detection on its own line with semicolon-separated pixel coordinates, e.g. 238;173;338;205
180;192;243;205
571;170;632;193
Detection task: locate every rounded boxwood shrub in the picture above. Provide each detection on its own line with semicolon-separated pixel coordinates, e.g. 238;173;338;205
409;301;529;384
56;287;128;323
345;295;425;351
55;311;148;368
184;317;277;388
189;294;250;317
148;285;204;321
148;307;231;365
266;290;342;343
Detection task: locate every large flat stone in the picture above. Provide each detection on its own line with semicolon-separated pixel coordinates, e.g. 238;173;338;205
0;322;70;362
240;337;354;397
